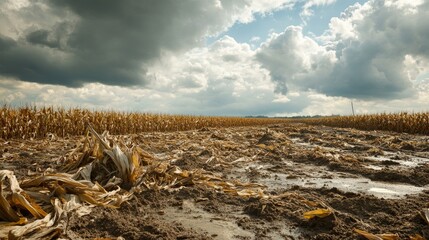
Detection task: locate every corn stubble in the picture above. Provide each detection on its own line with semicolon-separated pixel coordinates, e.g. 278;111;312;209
3;107;428;238
292;112;429;135
0;126;268;239
0;105;287;140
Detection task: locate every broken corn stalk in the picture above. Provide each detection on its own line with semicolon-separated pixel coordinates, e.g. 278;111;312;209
354;228;399;240
410;235;426;240
420;208;429;225
0;170;47;221
1;125;270;239
303;208;332;220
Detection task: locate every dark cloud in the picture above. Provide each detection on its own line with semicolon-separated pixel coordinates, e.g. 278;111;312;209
0;0;260;87
25;29;60;49
315;40;413;99
257;0;429;100
0;34;81;86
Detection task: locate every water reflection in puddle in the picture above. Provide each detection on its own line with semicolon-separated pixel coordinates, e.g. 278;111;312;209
231;161;427;199
365;154;429;168
163;200;255;239
259;173;427;199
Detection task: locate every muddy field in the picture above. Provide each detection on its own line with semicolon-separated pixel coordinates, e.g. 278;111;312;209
1;123;429;239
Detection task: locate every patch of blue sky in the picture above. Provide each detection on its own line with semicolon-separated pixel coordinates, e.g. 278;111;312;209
305;0;368;36
206;0;368;46
206;5;302;46
416;72;429;81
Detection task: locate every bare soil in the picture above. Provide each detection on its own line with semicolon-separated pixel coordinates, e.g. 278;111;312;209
1;123;429;239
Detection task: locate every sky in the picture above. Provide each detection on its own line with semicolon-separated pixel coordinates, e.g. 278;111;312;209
0;0;428;116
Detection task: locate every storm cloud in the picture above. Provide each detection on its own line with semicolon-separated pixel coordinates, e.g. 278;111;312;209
2;0;428;116
257;0;429;100
0;0;291;87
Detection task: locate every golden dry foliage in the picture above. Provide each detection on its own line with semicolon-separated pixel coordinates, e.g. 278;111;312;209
410;235;426;240
354;229;401;240
0;126;267;239
303;208;332;220
292;112;429;135
0;105;288;140
420;208;429;225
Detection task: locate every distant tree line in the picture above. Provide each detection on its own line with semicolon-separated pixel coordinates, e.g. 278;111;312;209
244;115;269;118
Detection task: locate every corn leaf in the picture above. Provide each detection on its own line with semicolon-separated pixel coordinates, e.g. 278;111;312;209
421;208;429;225
303;208;332;219
354;229;399;240
410;234;426;240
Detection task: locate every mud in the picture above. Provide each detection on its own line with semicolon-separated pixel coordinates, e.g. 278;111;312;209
1;123;429;239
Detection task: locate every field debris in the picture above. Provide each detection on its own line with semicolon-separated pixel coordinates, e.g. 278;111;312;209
303;208;332;220
0;126;270;239
354;228;400;240
420;209;429;226
1;122;429;239
411;235;427;240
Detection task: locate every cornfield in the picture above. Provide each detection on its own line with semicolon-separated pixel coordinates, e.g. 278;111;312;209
0;105;287;140
292;112;429;135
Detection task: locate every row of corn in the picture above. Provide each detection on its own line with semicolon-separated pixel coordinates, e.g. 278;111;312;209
292;112;429;135
0;105;287;139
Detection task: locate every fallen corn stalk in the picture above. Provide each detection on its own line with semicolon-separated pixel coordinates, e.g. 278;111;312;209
303;208;332;220
354;228;400;240
0;125;269;239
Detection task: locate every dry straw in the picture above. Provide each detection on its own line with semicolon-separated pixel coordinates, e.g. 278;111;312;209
0;126;268;238
0;105;288;140
291;112;429;135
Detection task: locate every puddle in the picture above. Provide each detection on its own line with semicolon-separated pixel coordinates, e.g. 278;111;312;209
365;165;384;170
258;173;427;199
163;200;255;239
229;160;427;199
265;222;302;239
365;155;429;168
289;138;341;152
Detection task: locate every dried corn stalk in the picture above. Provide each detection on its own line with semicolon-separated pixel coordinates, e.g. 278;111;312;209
420;208;429;225
0;105;289;140
1;125;269;239
354;229;400;240
0;170;47;222
410;235;426;240
293;112;429;135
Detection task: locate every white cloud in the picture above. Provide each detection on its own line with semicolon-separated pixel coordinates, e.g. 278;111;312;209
146;36;304;115
301;0;337;17
272;94;291;103
257;0;429;100
384;0;424;14
257;26;336;94
0;36;311;116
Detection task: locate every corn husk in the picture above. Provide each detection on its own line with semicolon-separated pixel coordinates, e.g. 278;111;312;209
354;229;400;240
420;208;429;225
410;234;426;240
303;208;332;220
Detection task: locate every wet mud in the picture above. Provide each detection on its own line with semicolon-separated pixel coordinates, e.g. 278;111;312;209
1;123;429;239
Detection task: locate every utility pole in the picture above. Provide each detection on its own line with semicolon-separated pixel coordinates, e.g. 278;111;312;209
351;101;355;116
